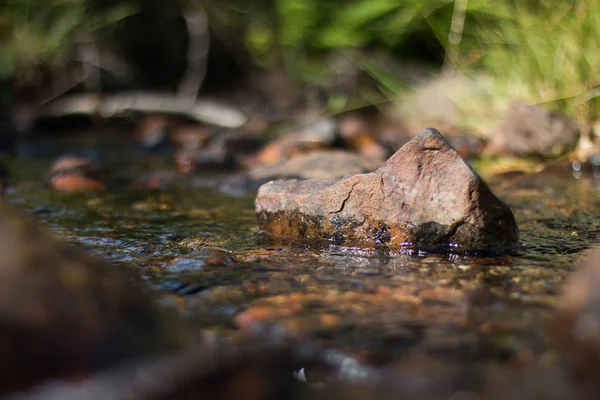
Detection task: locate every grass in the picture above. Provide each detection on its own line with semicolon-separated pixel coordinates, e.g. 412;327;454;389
461;0;600;132
2;0;598;136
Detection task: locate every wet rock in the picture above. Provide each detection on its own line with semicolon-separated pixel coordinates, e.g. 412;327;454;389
256;128;519;251
167;248;237;272
249;150;383;182
47;156;105;193
487;102;579;157
0;205;184;394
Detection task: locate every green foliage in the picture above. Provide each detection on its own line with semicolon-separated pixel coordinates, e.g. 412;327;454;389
216;0;459;53
2;0;597;126
465;0;600;125
0;0;137;79
246;0;599;122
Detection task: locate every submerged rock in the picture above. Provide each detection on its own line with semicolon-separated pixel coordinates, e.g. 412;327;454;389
167;248;237;272
487;102;579;157
255;128;519;251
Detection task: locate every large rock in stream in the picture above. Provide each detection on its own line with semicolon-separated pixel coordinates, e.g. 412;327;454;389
255;128;519;251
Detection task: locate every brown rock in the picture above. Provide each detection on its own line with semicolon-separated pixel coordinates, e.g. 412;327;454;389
397;119;486;158
0;205;184;394
254;118;337;165
47;156;105;193
487;102;579;157
167;248;236;272
338;113;390;160
255;128;519;251
249;150;383;182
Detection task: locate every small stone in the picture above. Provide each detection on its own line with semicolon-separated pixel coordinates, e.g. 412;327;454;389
47;156;105;193
168;258;207;272
166;248;236;272
255;128;519;251
487;102;579;157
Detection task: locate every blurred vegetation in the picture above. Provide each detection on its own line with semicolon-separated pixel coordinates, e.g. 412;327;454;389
0;0;598;128
0;0;136;78
461;0;600;132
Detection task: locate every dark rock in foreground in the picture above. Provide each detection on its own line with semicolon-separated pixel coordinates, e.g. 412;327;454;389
256;128;519;251
0;205;184;395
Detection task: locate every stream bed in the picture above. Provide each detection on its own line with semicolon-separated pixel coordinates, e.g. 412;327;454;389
5;131;600;396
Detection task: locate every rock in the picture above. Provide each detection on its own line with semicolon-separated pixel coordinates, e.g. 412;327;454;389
487;102;579;157
392;119;487;158
167;248;236;272
133;114;170;149
254;118;337;165
0;205;184;394
338;113;390;160
249;150;384;182
552;249;600;397
255;128;519;251
47;156;105;193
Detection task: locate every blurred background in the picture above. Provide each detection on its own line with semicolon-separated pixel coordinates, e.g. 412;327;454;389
0;2;600;398
1;0;598;141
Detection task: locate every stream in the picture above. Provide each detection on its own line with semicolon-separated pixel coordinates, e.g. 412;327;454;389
5;130;600;396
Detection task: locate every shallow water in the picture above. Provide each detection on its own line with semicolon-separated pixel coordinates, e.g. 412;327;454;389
4;132;600;391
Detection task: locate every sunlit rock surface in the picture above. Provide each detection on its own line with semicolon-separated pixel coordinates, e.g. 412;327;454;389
256;128;519;251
